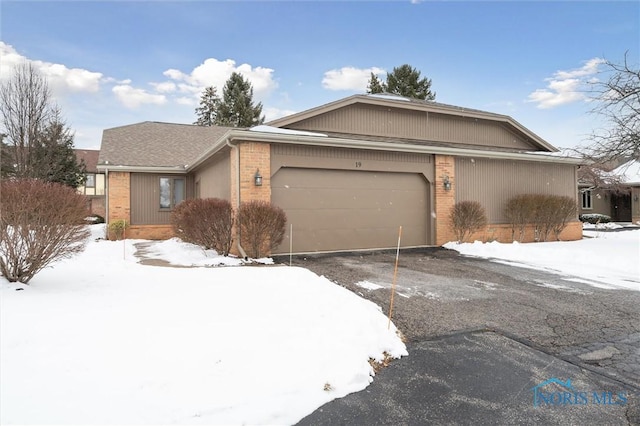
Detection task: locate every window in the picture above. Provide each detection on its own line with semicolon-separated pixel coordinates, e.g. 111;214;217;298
85;174;95;188
159;177;185;209
581;190;592;209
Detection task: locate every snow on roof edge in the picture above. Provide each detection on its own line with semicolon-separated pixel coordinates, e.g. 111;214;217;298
249;125;328;137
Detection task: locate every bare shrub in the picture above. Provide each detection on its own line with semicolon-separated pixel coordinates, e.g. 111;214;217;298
505;194;578;242
0;179;90;284
450;201;488;243
171;198;234;256
551;196;577;240
238;200;286;258
504;194;536;242
108;219;128;240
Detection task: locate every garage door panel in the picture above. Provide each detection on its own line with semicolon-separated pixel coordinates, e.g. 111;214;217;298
272;168;429;253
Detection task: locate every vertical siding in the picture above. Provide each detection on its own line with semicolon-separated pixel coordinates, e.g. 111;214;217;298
130;173;194;225
288;104;536;150
193;151;230;200
455;157;578;223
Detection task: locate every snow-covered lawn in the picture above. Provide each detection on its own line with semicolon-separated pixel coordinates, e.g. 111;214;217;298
0;226;406;425
444;225;640;291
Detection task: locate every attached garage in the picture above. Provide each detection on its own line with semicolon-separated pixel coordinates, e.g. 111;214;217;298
272;168;430;253
269;143;434;254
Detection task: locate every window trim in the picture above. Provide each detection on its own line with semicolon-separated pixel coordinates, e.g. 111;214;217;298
581;189;592;210
85;173;96;188
159;176;186;210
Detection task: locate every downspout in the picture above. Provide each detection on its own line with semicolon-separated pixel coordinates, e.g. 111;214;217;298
104;166;109;238
226;138;248;260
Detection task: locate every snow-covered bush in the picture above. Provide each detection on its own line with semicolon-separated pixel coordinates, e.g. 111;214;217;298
449;201;488;243
238;200;286;258
0;179;90;284
579;213;611;224
171;198;234;256
85;214;105;224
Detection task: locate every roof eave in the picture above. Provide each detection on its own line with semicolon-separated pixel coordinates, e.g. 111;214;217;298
96;164;188;174
225;130;582;165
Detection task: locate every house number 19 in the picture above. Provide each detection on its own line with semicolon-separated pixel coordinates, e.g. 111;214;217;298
355;161;362;168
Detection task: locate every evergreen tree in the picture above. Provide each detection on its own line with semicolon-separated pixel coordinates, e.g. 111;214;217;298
365;64;436;101
194;86;220;126
366;72;385;94
214;72;265;127
31;110;86;188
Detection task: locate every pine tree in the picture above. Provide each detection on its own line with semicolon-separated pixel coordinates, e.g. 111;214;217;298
386;64;435;100
194;86;220;126
366;72;385;94
214;72;265;128
31;109;86;188
366;64;436;101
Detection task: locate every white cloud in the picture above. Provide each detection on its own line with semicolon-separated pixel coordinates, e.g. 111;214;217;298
0;42;103;94
150;81;177;93
527;58;605;109
322;66;385;91
160;58;277;101
263;106;297;122
176;96;196;106
112;85;167;109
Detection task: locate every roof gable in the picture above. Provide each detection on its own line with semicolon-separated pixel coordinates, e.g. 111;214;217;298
268;95;557;153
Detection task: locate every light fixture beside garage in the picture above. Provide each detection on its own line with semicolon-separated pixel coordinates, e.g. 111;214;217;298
254;169;263;186
442;175;452;191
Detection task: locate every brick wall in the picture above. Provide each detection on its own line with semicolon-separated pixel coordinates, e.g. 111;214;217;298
229;141;272;256
107;171;131;240
239;141;271;203
435;155;456;245
455;221;583;244
126;225;175;240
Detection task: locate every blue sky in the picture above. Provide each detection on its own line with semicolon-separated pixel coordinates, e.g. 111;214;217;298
1;1;638;150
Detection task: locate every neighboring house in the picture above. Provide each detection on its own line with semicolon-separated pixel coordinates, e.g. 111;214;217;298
98;94;583;254
75;149;106;218
578;159;640;223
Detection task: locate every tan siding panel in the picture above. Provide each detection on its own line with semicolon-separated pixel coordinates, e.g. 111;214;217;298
130;173;193;225
193;151;230;200
455;158;577;223
288;104;536;150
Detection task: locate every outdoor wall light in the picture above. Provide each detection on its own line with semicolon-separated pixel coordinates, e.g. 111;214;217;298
254;169;263;186
634;195;639;202
443;175;452;191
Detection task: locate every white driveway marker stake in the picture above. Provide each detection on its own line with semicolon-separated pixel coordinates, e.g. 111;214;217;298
387;226;402;330
289;224;293;266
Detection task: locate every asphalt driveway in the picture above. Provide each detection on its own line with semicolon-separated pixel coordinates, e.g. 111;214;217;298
277;247;640;424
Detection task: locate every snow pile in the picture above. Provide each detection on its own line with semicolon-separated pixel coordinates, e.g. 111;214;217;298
444;229;640;291
0;227;406;425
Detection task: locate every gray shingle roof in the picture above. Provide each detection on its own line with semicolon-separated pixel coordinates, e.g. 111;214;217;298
98;122;233;168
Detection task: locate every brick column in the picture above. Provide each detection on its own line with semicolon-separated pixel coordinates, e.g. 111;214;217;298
108;171;131;223
230;141;271;256
239;141;271;203
435;155;456;245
